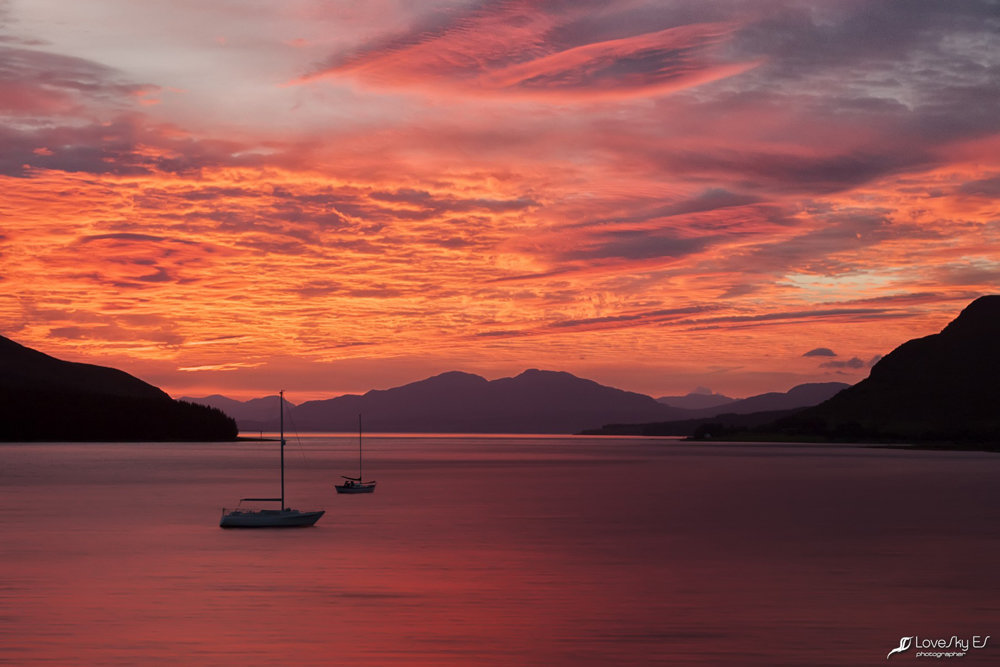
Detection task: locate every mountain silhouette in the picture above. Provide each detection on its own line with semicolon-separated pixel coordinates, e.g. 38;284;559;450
657;391;735;410
770;295;1000;442
580;382;849;436
0;335;237;441
704;382;850;415
657;382;849;418
0;335;168;400
188;369;689;433
292;369;692;433
182;393;295;425
189;374;852;435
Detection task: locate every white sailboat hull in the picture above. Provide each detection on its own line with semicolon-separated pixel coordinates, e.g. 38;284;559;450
220;508;325;528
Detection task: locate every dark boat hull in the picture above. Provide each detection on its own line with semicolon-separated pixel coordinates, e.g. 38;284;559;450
335;483;376;494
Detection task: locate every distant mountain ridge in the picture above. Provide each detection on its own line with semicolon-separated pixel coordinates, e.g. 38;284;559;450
185;372;848;435
580;382;850;436
0;335;237;441
187;369;692;433
185;394;295;424
656;382;849;418
657;391;735;410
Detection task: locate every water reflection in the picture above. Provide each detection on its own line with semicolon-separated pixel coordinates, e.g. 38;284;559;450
1;438;998;665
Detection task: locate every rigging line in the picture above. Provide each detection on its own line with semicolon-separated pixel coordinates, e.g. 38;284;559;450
283;398;309;463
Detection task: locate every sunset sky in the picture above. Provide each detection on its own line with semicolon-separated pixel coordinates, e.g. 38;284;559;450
2;0;998;401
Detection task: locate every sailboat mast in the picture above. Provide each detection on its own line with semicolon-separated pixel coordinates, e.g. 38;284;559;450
280;390;285;509
358;413;363;479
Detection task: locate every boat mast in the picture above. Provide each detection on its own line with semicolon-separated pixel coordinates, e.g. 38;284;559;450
280;390;285;509
358;413;363;480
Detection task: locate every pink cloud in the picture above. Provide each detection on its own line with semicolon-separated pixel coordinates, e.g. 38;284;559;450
482;24;758;100
0;45;156;117
301;4;755;101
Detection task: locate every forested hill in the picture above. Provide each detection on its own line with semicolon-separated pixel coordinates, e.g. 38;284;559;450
0;335;236;441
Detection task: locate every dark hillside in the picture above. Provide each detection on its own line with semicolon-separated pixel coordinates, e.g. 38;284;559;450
0;335;237;441
771;296;1000;443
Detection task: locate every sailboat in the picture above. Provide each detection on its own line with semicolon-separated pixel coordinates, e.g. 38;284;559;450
220;391;325;528
335;414;376;494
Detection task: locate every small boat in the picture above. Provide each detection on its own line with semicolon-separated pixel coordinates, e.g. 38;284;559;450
221;391;324;528
335;415;376;494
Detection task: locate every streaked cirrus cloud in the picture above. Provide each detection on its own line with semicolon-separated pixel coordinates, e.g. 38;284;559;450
301;2;757;100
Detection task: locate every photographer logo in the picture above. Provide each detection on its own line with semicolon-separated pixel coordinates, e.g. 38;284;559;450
886;634;990;659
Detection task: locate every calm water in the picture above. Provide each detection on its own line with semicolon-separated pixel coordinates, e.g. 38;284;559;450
1;436;998;666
